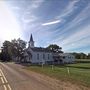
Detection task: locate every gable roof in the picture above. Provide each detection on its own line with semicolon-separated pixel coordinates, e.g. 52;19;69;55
59;53;74;57
30;47;52;52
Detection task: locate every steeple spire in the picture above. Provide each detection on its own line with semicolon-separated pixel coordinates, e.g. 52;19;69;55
28;34;34;48
30;34;33;42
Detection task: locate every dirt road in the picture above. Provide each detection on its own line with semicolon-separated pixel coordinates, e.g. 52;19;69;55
0;62;89;90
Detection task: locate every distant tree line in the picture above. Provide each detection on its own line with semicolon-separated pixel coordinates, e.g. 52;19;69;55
71;52;90;59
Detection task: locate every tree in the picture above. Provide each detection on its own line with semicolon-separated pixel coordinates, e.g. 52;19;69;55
0;38;26;62
1;40;12;61
72;52;87;59
80;53;87;59
87;53;90;59
11;38;26;62
47;44;63;53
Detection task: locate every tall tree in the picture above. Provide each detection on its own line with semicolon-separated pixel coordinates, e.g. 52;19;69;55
1;40;12;61
1;39;26;62
11;38;26;62
47;44;63;53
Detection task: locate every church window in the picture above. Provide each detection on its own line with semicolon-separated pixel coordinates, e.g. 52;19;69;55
43;54;45;59
37;54;39;60
48;54;49;59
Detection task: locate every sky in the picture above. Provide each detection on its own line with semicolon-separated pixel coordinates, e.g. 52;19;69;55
0;0;90;54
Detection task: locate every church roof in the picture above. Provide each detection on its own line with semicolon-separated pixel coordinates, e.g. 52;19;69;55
30;47;53;52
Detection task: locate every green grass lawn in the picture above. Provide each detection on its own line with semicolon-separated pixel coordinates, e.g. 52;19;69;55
25;62;90;87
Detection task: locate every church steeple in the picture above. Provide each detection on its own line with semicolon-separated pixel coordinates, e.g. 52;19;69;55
30;34;33;42
28;34;34;48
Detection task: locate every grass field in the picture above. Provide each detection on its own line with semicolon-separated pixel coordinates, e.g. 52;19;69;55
25;60;90;87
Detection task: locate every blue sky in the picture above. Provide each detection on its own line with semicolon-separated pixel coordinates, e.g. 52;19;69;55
0;0;90;54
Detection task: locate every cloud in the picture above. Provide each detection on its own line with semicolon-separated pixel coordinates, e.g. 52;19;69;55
53;3;90;38
72;4;90;24
22;14;37;23
11;6;20;10
42;20;61;26
56;0;80;19
31;0;44;8
0;1;22;45
60;25;90;51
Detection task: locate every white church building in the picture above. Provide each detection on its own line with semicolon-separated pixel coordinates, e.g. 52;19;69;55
22;34;75;64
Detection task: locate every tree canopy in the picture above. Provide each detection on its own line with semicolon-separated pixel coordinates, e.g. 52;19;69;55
0;38;26;62
71;52;89;59
47;44;63;53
